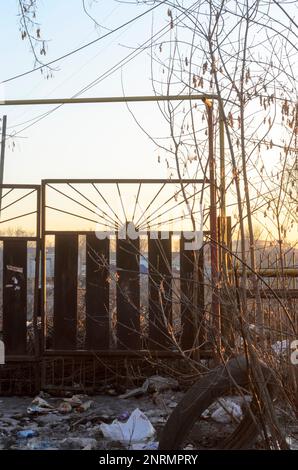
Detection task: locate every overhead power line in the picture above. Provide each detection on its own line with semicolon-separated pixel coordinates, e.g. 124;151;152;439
2;1;166;84
5;1;202;140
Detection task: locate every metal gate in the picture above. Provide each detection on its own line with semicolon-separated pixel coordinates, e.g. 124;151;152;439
39;179;207;391
0;179;210;393
0;184;40;394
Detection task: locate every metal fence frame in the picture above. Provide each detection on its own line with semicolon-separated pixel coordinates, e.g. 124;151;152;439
40;178;209;357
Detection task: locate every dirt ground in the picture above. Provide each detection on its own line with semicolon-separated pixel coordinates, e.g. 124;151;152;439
0;388;297;450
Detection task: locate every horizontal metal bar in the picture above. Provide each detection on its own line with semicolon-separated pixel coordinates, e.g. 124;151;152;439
233;268;298;277
43;349;213;359
4;355;40;362
45;230;105;235
247;289;298;298
1;94;218;107
0;184;40;189
44;230;211;236
0;236;38;241
43;178;209;184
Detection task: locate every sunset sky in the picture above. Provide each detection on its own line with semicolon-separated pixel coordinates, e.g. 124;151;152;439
1;1;176;183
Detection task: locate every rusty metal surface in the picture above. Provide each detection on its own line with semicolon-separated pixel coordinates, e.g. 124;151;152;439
148;235;172;350
42;349;213;358
3;239;27;355
85;234;110;349
116;235;141;350
53;233;78;350
1;180;211;394
0;184;40;189
43;178;208;184
180;242;204;351
246;289;298;298
0;184;40;364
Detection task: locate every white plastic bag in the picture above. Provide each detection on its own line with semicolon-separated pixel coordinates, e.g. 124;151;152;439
211;398;242;424
271;340;289;356
100;408;155;443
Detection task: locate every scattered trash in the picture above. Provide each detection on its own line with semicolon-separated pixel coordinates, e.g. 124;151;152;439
77;400;93;413
271;340;289;356
201;408;210;419
27;396;54;415
184;444;194;450
38;391;51;399
59;395;93;413
210;398;243;424
168;401;178;409
100;408;155;444
63;395;83;408
60;437;97;450
117;411;130;422
26;393;95;417
27;405;52;415
119;375;179;399
130;441;159;450
286;435;298;450
201;395;249;422
144;413;167;425
83;444;93;450
17;429;37;439
31;396;53;409
147;375;179;393
119;382;148;399
58;402;72;414
27;440;58;450
0;383;275;451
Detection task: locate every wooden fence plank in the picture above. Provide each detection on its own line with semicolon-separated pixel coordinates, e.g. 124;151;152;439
53;234;78;350
116;235;140;349
180;239;204;351
3;239;27;355
85;234;110;349
148;235;172;350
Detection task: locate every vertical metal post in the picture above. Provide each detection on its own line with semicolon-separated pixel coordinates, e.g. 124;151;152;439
219;110;227;276
219;110;226;219
40;181;46;354
0;115;7;216
40;181;47;389
207;105;220;351
33;187;41;358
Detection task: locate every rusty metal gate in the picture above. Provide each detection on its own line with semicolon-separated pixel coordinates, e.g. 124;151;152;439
0;184;40;394
0;179;210;394
39;179;207;392
0;180;212;394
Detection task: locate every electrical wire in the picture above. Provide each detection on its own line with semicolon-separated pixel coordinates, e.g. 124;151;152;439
2;1;166;84
7;1;200;141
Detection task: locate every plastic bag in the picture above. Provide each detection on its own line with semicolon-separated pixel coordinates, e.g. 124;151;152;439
211;398;242;424
100;408;155;444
